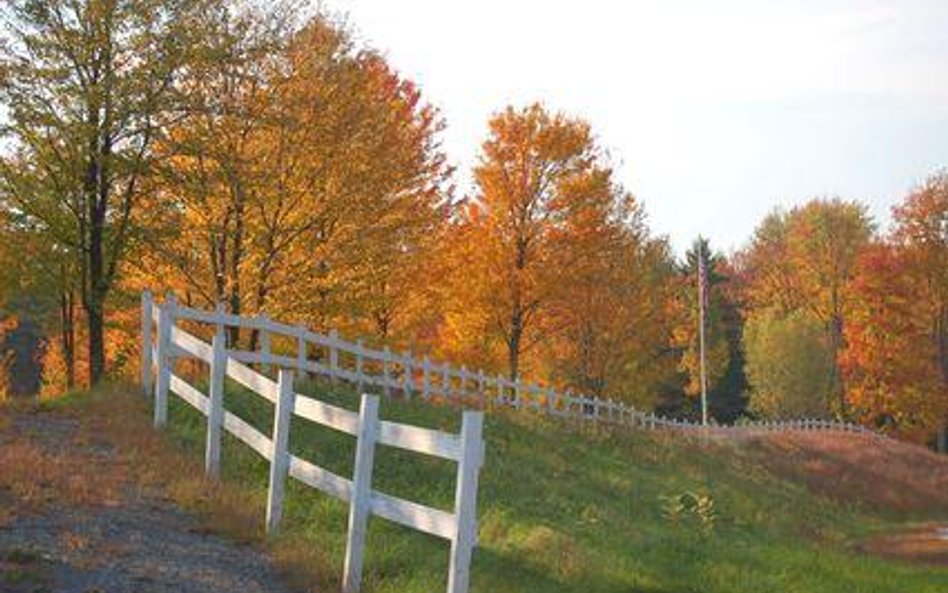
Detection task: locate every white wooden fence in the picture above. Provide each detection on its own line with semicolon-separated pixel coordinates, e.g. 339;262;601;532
140;291;877;440
141;292;485;593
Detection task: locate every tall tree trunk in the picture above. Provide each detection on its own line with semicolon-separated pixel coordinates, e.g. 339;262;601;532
829;312;847;419
227;192;245;348
937;302;948;454
60;289;75;389
81;114;107;385
507;304;522;382
87;207;106;384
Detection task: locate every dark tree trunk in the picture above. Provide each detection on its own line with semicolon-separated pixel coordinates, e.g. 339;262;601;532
60;289;75;389
829;312;847;419
507;304;522;382
81;114;106;385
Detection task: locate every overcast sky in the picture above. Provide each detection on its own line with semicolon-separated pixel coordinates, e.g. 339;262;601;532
326;0;948;255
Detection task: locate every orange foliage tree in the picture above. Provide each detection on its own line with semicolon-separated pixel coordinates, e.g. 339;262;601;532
439;104;678;404
840;244;945;439
138;14;451;347
842;173;948;441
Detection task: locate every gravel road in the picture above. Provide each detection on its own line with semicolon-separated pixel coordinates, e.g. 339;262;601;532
0;409;296;593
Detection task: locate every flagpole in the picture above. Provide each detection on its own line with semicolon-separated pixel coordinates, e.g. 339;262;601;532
698;241;708;426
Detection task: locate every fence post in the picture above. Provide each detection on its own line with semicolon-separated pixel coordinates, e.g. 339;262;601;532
514;382;521;410
141;291;153;397
422;356;432;400
329;329;339;384
154;293;176;428
214;301;225;344
382;346;392;398
296;326;307;378
355;339;365;392
495;374;505;408
477;370;487;408
266;369;295;535
403;351;413;399
343;394;380;593
459;366;469;405
260;315;271;375
442;364;451;403
546;386;555;416
206;334;226;478
447;411;484;593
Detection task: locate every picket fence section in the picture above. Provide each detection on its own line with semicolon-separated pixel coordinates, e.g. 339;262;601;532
141;292;485;593
141;291;876;441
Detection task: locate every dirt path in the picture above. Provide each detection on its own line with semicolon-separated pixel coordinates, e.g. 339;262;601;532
0;406;296;593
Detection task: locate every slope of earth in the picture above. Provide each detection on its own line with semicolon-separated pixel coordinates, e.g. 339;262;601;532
151;372;948;593
0;396;296;593
749;430;948;566
5;381;948;593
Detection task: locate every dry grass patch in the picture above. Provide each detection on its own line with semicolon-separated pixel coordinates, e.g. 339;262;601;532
0;411;124;514
750;432;948;514
72;387;269;545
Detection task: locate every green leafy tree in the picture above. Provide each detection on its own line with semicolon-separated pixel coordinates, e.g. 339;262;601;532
745;309;834;418
0;0;224;383
738;199;873;417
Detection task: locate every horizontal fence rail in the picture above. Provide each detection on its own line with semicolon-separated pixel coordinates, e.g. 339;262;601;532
141;291;881;442
142;292;485;593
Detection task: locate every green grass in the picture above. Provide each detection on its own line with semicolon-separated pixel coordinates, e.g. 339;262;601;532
156;376;947;593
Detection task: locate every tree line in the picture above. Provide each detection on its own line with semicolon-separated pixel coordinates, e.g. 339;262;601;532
0;0;944;446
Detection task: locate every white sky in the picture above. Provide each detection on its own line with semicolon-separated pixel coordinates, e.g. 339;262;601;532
325;0;948;254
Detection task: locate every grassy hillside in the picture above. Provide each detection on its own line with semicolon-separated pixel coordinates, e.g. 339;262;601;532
111;378;948;592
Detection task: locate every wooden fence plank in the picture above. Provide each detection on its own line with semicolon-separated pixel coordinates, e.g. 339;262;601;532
378;420;462;461
206;334;226;478
447;411;484;593
370;491;456;540
168;373;209;415
293;394;360;436
343;394;380;593
153;293;175;427
288;455;353;501
222;411;272;460
266;370;295;535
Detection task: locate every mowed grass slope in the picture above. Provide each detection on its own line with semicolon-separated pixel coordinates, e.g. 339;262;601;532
105;378;948;592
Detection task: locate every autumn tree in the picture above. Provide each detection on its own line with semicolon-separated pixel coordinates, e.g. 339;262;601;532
147;14;450;346
543;173;678;406
0;0;225;384
840;244;940;436
841;174;948;442
894;173;948;401
738;199;872;417
451;104;610;381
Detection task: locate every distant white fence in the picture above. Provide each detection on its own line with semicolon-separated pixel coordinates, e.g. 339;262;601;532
141;292;485;593
141;290;874;460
